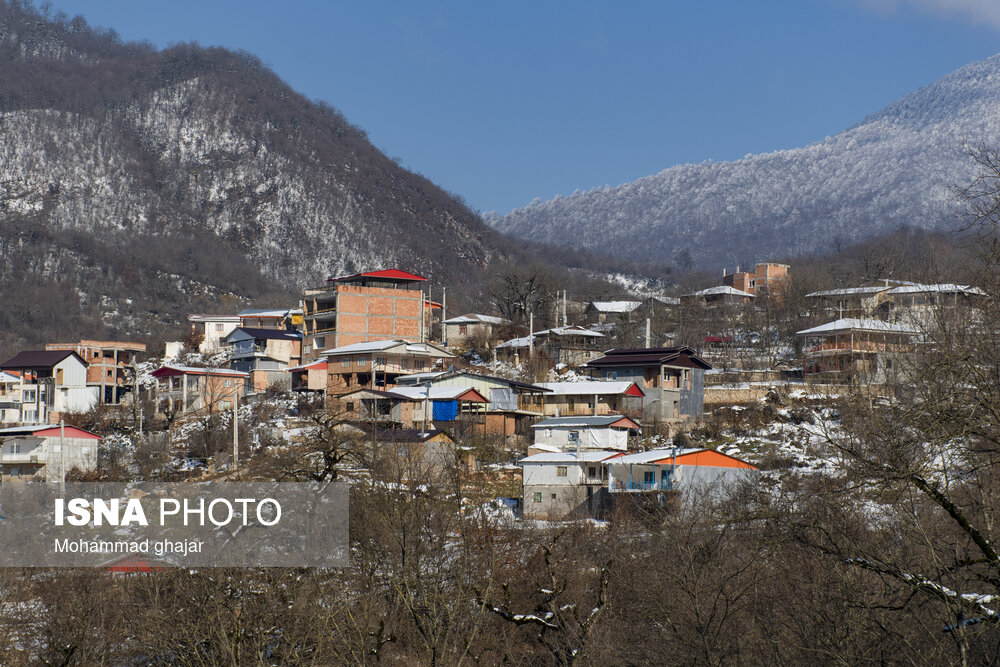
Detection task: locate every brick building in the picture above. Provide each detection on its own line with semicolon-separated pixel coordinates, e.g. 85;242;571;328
301;269;428;361
45;340;146;405
722;262;789;297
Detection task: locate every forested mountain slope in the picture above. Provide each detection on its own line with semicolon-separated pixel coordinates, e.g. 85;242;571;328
491;54;1000;268
0;1;514;352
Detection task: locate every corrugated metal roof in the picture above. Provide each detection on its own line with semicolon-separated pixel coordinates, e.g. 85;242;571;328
532;415;639;429
151;365;248;377
226;327;302;341
684;286;754;298
796;318;917;336
535;381;643;396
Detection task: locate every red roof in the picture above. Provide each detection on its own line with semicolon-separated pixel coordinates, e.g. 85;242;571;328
33;426;102;440
328;269;427;283
653;449;757;469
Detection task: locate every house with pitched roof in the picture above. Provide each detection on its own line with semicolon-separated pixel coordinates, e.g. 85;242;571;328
442;313;508;347
321;339;454;397
224;327;303;392
44;340;146;405
530;415;640;452
0;350;95;424
583;347;712;428
0;424;100;483
534;380;645;420
797;318;917;382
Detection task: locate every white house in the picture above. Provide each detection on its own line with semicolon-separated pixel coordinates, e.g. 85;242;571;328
521;450;619;520
606;448;757;500
187;314;241;353
531;415;640;453
0;350;97;424
0;424;100;483
442;313;508;346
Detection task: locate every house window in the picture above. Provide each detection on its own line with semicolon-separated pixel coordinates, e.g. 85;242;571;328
568;431;580;444
643;471;654;484
588;466;597;477
107;369;114;378
557;466;568;477
22;389;36;402
606;370;617;380
215;323;224;332
224;380;233;388
459;324;468;335
342;357;350;367
533;492;542;503
551;493;556;500
346;401;355;412
220;401;232;411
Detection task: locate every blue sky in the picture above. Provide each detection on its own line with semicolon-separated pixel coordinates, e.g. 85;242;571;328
41;0;1000;214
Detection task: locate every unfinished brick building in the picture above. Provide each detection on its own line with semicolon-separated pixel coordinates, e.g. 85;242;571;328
301;269;427;361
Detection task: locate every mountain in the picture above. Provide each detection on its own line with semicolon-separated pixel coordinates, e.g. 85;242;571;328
491;54;1000;268
0;2;513;352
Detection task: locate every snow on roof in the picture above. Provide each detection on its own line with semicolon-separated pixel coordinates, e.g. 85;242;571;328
535;381;643;396
796;318;918;336
613;448;704;464
496;336;533;349
589;301;641;313
0;371;20;383
188;314;240;323
536;326;604;338
520;450;622;464
805;286;892;297
685;286;755;298
442;313;507;325
237;308;293;318
887;283;985;295
285;359;327;372
328;269;427;283
320;339;408;355
532;415;639;429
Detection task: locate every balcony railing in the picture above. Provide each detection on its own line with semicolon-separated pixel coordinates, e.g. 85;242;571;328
610;479;673;493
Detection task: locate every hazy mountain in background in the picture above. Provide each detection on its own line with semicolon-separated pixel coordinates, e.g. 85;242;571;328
0;1;514;352
491;54;1000;269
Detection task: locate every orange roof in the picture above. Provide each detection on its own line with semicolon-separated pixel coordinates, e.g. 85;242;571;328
654;449;756;469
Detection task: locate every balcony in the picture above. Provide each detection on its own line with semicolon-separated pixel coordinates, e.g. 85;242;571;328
0;452;42;464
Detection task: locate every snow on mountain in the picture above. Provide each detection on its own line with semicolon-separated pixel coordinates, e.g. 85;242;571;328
491;54;1000;268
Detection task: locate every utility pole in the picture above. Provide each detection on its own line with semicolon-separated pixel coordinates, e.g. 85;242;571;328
232;386;239;471
562;290;567;327
529;312;534;355
645;318;652;348
442;287;448;345
59;419;65;492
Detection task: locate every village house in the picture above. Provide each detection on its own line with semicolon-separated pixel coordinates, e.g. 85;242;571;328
150;365;248;418
805;283;896;319
721;262;790;297
338;386;489;432
238;307;302;331
442;313;508;347
530;415;640;453
883;283;985;327
186;314;241;353
797;318;917;382
584;301;641;324
301;269;429;362
533;380;645;420
224;327;303;392
583;347;712;429
322;339;454;398
395;369;548;438
0;350;96;424
605;448;758;502
372;429;460;474
521;447;757;521
680;285;755;306
44;340;146;405
0;372;22;424
495;325;606;367
521;450;618;520
288;359;328;395
0;424;100;484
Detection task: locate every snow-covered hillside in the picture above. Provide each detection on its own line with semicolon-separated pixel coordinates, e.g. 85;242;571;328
492;54;1000;267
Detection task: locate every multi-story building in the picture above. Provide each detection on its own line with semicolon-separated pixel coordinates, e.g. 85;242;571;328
224;327;303;392
583;347;712;429
321;339;454;398
237;308;302;331
301;269;428;361
187;315;241;353
0;351;96;424
722;262;790;297
796;318;917;382
150;365;248;417
44;340;146;405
